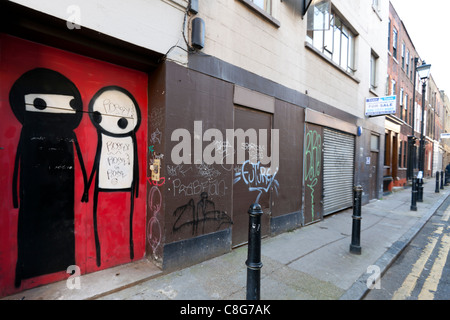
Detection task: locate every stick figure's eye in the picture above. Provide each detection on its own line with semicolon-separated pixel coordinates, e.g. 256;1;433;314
93;111;102;124
117;117;128;129
25;94;76;114
33;98;47;110
70;98;81;110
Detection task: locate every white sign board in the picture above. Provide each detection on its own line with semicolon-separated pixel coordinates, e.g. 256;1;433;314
441;133;450;139
365;95;397;117
417;171;423;179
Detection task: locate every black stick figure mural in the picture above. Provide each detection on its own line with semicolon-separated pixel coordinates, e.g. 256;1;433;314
82;86;141;267
9;68;87;287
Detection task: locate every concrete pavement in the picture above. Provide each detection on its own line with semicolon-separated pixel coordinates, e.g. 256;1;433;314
3;178;449;300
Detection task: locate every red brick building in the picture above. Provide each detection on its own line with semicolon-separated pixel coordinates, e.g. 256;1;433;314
385;2;423;191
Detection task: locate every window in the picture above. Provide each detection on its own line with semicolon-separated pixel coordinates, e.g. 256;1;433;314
392;28;398;59
388;19;391;50
409;97;413;125
399;88;404;120
239;0;279;27
372;0;379;11
398;140;408;168
427;108;433;138
384;134;389;166
404;94;408;123
251;0;271;14
307;10;356;74
391;79;396;96
400;88;404;106
385;75;390;95
406;50;410;75
403;141;407;168
416;103;421;131
370;52;378;90
401;43;405;69
371;134;379;151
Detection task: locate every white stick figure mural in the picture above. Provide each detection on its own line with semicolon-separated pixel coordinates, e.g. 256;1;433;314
82;86;141;267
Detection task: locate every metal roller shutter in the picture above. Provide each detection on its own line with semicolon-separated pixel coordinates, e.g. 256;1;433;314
323;128;355;216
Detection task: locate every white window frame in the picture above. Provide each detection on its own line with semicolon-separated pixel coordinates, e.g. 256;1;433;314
406;50;410;75
370;52;378;90
251;0;272;15
372;0;379;11
400;88;404;106
392;28;398;59
306;10;356;74
401;43;405;69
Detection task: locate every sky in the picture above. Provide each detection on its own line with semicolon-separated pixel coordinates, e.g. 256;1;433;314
389;0;450;95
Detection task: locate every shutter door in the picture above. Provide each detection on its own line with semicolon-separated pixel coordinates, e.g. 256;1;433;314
323;128;355;216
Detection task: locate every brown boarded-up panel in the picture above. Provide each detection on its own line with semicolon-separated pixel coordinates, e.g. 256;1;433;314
304;123;323;225
163;64;234;245
232;106;273;246
271;100;304;219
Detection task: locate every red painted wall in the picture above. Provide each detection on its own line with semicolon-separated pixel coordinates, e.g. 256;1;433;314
0;34;148;297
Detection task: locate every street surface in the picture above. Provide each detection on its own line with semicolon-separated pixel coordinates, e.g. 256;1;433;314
364;196;450;300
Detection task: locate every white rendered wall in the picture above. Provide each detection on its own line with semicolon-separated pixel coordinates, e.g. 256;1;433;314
9;0;189;64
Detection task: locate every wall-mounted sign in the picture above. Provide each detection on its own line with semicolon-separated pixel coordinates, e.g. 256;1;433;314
365;95;397;117
441;133;450;139
417;171;423;179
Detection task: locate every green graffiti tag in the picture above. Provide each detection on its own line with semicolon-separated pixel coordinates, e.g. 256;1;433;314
304;130;321;219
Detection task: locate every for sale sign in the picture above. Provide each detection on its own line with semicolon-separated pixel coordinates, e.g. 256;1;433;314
365;95;397;117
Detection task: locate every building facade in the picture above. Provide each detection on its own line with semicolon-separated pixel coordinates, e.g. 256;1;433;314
385;2;420;191
442;91;450;167
0;0;389;297
384;1;447;193
427;76;445;175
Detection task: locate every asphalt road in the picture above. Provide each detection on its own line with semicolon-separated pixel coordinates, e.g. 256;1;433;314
364;195;450;300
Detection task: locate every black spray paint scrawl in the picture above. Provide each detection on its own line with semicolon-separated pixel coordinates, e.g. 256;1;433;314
82;86;141;267
10;68;87;287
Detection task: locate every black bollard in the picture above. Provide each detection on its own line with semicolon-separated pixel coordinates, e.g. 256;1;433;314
411;177;417;211
246;203;263;300
441;171;444;189
418;177;423;202
436;171;440;193
350;185;363;255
